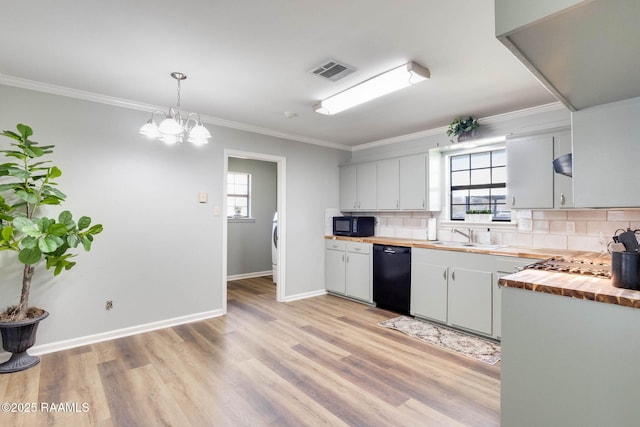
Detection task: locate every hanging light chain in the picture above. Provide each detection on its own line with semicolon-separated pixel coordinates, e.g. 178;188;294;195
176;78;181;109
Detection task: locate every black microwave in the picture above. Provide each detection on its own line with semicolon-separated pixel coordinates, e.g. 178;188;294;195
333;216;375;237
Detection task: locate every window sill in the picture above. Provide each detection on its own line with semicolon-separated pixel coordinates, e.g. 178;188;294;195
227;217;256;223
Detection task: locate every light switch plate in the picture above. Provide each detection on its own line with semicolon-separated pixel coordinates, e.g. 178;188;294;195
198;191;208;203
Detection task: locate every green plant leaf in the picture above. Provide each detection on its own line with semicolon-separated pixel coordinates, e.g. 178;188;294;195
24;145;44;158
40;196;62;205
12;216;32;229
1;226;13;241
41;185;66;200
38;235;63;253
16;124;33;139
19;247;42;264
48;223;68;237
37;217;54;232
67;234;80;248
21;236;37;249
21;224;42;238
58;210;72;224
1;130;22;141
88;224;103;235
81;235;92;251
78;216;91;230
8;167;30;179
16;190;38;204
48;166;62;179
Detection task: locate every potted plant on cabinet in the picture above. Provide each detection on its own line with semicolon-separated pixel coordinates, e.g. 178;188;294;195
0;124;103;373
447;116;480;142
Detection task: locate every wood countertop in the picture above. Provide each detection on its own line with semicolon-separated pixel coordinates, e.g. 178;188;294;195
325;235;640;308
325;235;576;259
498;268;640;308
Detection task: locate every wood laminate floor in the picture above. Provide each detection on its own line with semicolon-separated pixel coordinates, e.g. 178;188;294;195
0;277;500;426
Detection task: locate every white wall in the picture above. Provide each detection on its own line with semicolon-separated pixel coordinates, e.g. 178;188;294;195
0;84;349;349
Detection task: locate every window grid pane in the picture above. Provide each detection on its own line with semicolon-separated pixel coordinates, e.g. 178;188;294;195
227;172;251;218
449;149;510;221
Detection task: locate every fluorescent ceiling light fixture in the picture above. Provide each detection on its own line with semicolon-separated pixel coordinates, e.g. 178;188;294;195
314;61;430;115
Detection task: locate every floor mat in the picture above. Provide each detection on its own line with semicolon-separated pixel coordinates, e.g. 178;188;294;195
378;315;500;365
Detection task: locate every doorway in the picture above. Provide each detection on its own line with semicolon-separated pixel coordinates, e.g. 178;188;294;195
222;150;286;313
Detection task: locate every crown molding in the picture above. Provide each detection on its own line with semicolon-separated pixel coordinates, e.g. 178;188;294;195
352;101;567;151
1;74;565;154
0;74;352;152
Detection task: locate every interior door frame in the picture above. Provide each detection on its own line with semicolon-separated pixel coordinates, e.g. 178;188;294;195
222;149;286;312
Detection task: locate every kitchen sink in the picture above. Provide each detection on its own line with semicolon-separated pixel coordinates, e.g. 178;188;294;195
430;241;506;249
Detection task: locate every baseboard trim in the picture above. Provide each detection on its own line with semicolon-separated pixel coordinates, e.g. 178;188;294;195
21;309;224;357
227;271;273;281
284;289;327;302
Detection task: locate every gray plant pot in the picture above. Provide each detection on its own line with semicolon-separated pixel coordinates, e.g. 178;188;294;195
0;310;49;373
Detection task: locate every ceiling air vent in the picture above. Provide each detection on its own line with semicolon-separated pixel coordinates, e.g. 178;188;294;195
309;59;356;82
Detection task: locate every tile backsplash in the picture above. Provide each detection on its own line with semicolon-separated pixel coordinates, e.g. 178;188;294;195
365;209;640;252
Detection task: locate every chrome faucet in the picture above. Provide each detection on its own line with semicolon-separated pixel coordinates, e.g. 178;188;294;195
452;228;473;243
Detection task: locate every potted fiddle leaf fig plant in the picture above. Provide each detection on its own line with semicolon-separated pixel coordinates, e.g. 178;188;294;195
447;116;480;142
0;123;103;373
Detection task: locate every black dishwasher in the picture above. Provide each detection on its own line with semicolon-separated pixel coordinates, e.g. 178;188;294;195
373;245;411;315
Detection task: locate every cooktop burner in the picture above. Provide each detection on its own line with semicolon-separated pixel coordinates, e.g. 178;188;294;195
525;256;611;279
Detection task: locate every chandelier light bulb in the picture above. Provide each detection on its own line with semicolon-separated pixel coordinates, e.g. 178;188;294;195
139;120;161;138
158;117;184;135
189;124;212;140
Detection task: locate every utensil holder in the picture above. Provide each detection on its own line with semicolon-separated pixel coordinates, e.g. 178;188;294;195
611;251;640;290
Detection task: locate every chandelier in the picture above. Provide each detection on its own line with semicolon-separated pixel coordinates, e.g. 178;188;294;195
139;72;212;145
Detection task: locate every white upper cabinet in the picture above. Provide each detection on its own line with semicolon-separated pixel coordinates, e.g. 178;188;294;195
339;163;377;211
572;97;640;208
507;134;554;209
340;152;439;212
339;165;357;211
400;154;428;210
376;159;400;210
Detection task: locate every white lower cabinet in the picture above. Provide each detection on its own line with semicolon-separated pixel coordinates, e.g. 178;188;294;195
448;267;493;335
411;248;494;337
325;241;347;294
325;240;373;303
411;252;448;323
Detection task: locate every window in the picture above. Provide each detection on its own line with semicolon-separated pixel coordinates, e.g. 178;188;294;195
227;172;251;218
450;148;510;221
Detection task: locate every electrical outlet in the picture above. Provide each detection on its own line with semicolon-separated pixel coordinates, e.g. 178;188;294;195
105;300;113;311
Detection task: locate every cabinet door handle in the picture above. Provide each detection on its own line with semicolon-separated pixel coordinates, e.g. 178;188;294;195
451;271;456;281
511;196;515;206
342;254;345;262
443;270;447;280
422;200;425;208
396;200;399;208
560;192;565;205
346;254;349;263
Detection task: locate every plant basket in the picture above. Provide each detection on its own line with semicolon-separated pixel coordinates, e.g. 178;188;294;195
457;131;476;142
